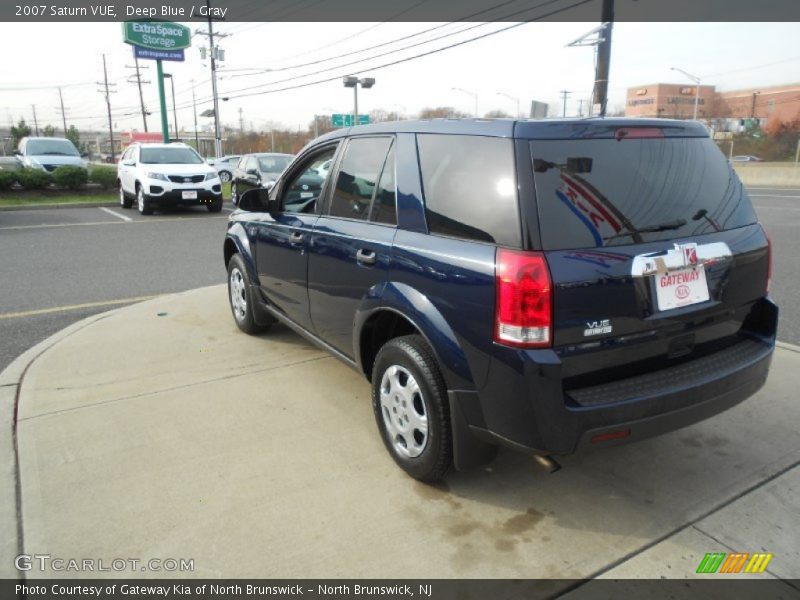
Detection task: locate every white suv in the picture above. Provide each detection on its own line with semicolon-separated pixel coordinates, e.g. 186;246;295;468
117;142;223;215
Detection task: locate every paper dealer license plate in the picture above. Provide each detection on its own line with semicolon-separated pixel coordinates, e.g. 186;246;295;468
182;191;198;200
654;267;709;311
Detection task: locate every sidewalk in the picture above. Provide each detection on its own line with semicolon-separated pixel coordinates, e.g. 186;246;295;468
2;285;799;585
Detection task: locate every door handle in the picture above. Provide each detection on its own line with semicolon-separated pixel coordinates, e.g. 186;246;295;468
356;248;377;266
289;231;304;245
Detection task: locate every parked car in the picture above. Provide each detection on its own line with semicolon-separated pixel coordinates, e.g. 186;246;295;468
223;119;776;482
117;142;223;215
212;155;241;182
15;136;87;171
730;155;764;162
230;153;294;205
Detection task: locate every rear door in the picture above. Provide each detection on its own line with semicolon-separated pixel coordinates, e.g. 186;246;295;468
525;126;769;380
307;135;396;357
254;144;339;330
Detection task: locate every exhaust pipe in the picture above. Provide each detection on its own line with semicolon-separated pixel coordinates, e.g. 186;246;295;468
533;454;561;473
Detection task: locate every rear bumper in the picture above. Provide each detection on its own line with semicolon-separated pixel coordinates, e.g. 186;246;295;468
452;298;778;462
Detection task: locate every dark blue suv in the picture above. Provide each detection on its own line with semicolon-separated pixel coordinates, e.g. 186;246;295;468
223;118;777;482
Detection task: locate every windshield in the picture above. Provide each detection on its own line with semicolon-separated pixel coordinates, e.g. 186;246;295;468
26;139;79;157
258;156;291;173
530;137;757;250
140;147;204;165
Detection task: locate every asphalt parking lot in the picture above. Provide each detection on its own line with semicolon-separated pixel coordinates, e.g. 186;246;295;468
0;186;798;372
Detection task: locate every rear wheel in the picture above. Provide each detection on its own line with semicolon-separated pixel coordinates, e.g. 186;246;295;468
227;253;272;334
231;183;238;206
137;185;153;215
372;335;451;482
219;170;231;182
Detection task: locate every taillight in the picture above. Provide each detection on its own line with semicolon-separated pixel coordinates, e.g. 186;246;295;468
494;249;552;348
762;224;773;293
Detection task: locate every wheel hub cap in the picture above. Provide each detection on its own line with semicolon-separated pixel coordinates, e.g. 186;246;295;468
229;268;247;320
380;365;428;458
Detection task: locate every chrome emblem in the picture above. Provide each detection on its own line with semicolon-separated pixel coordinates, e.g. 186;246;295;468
183;177;192;183
301;184;308;190
584;319;612;337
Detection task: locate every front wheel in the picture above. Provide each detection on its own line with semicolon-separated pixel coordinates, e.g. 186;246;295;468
119;184;132;209
207;197;223;213
230;183;238;206
227;253;272;335
219;170;231;182
372;335;452;482
137;186;153;215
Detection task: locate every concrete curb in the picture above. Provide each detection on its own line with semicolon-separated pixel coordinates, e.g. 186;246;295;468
0;202;117;212
0;310;116;578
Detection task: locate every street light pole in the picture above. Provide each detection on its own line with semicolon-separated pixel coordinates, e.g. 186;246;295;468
343;76;375;125
670;67;701;120
452;87;478;117
191;79;200;152
497;92;521;118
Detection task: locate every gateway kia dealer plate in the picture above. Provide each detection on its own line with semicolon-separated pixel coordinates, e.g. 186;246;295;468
655;267;710;311
182;191;198;200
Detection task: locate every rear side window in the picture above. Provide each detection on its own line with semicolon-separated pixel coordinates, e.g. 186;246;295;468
370;144;396;225
417;134;520;247
530;137;757;250
329;136;393;221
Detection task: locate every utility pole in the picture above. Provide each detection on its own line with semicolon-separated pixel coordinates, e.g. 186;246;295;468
560;90;571;117
125;57;150;132
191;79;200;152
578;98;584;117
31;105;40;136
97;54;118;162
57;88;68;135
593;0;614;117
195;1;229;158
238;107;244;133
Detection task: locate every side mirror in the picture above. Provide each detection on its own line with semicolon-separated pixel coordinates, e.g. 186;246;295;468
238;188;279;213
13;150;21;156
246;168;258;176
81;152;89;158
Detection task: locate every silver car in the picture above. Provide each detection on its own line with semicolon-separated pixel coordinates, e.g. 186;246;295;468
15;137;86;172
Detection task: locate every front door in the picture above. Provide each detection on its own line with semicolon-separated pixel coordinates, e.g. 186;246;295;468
255;144;339;331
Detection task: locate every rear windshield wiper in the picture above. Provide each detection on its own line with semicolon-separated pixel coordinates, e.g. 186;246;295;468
603;219;686;241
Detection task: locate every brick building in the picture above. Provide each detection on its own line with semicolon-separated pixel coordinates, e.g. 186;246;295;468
625;82;800;125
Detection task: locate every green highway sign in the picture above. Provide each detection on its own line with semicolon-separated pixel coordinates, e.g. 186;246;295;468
123;21;192;50
331;114;370;127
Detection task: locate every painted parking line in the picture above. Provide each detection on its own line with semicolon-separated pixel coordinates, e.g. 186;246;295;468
750;194;800;198
0;295;158;320
0;215;228;231
99;207;133;222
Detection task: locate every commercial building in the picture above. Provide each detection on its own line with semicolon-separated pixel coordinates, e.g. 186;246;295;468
625;82;800;129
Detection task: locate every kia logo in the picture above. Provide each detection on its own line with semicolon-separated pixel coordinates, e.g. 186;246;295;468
676;285;690;300
184;177;192;183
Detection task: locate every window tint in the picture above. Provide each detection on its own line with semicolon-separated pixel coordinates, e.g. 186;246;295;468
281;147;336;214
370;144;396;225
530;137;758;250
417;134;520;246
329;137;393;221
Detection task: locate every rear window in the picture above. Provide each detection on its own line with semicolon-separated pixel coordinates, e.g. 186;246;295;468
530;137;757;250
417;134;520;247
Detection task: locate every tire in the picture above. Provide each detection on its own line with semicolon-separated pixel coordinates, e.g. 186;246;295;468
207;197;223;213
372;335;451;482
119;184;132;209
231;182;238;206
227;253;272;335
137;185;153;215
219;170;231;182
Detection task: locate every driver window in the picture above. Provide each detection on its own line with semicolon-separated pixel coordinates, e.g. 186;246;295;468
281;146;337;214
